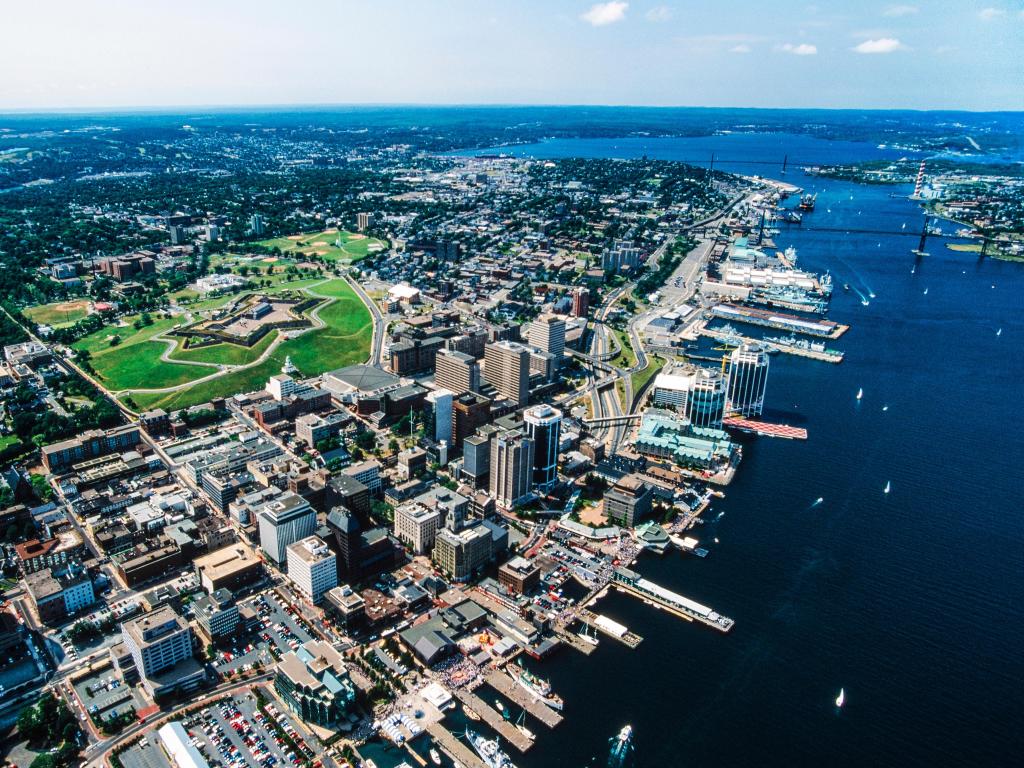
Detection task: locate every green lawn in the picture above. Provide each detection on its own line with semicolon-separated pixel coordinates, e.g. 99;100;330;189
168;330;278;366
614;328;638;368
630;356;665;399
254;228;385;263
23;300;91;327
126;278;371;411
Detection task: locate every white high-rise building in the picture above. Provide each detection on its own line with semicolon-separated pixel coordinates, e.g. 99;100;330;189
483;341;530;406
286;536;338;605
728;343;770;417
426;388;454;445
257;492;317;567
687;368;728;429
652;370;694;411
393;503;442;555
523;404;562;492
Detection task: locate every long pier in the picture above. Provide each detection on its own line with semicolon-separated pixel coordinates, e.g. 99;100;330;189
722;417;808;440
712;303;848;339
611;568;734;633
698;328;843;363
484;669;563;729
425;722;486;768
453;686;535;753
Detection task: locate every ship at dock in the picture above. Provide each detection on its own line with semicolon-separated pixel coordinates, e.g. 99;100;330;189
512;661;565;711
466;729;518;768
764;334;845;361
798;192;817;211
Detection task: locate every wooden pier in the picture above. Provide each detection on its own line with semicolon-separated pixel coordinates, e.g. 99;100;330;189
453;687;535;753
425;722;486;768
484;669;563;729
577;608;644;648
551;624;598;656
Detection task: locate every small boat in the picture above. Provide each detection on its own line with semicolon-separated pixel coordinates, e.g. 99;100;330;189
861;299;870;306
463;705;481;721
843;283;850;291
884;481;891;494
835;688;846;708
923;287;929;295
517;723;535;741
869;292;876;298
856;388;863;400
713;537;720;544
996;328;1002;337
430;748;442;766
882;405;889;412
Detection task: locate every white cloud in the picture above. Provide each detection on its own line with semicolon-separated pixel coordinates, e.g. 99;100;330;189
978;8;1005;20
581;2;629;26
852;37;904;54
645;5;673;22
883;4;918;16
779;42;818;55
730;44;752;54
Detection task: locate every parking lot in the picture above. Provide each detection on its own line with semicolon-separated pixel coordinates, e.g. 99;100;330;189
119;689;320;768
71;665;147;731
214;591;317;677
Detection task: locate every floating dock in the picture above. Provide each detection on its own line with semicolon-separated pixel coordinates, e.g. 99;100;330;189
484;669;563;728
424;722;486;768
611;568;734;633
722;417;808;440
712;303;848;339
453;687;535;753
698;328;843;363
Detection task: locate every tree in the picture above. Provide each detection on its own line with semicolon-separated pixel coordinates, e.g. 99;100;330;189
108;335;121;347
30;475;52;503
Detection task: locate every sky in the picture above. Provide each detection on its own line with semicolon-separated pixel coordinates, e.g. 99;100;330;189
1;1;1022;111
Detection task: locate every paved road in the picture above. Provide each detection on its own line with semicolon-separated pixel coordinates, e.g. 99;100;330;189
344;272;385;368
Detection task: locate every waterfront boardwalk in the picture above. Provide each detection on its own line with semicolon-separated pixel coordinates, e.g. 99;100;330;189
425;722;486;768
611;568;734;633
454;686;535;752
484;669;564;728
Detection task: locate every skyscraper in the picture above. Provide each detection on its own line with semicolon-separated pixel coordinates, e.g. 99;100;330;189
528;314;566;365
484;341;530;406
435;349;480;395
489;430;534;510
571;287;589;318
451;392;491;453
728;343;770;417
687;368;728;429
426;388;454;445
523;404;562;492
257;492;317;567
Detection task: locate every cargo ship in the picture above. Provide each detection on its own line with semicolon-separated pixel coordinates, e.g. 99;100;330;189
512;661;565;711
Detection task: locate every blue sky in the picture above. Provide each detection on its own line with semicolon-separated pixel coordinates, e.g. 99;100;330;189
2;1;1022;111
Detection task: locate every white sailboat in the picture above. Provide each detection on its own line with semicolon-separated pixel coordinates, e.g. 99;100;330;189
923;287;929;295
884;481;891;494
856;388;863;400
835;688;846;708
996;328;1002;337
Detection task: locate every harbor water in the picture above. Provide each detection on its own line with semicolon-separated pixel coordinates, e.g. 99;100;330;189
447;134;1024;767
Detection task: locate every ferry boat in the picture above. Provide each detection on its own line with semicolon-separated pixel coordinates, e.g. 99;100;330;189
607;725;635;768
513;661;565;711
466;729;518;768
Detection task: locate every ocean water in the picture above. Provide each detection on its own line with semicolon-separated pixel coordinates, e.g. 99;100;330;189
438;134;1024;768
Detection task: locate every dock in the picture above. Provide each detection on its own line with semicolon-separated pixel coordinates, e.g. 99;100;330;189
712;303;848;339
551;623;598;655
453;687;535;753
698;328;843;363
576;607;644;648
484;669;563;729
611;568;734;633
722;417;808;440
425;722;486;768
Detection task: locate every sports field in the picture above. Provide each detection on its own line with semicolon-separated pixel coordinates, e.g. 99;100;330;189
110;278;371;412
254;228;385;263
23;299;91;328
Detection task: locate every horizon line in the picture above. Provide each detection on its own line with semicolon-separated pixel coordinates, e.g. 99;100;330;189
2;101;1022;117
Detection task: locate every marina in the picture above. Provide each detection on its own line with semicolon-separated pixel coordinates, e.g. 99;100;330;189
424;722;487;768
453;687;537;753
484;669;564;729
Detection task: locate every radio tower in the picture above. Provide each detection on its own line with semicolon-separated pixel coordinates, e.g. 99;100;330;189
911;160;926;200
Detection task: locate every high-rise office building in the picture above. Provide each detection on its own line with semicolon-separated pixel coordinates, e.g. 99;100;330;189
528;314;566;364
257;492;317;567
435;349;480;395
571;287;589;318
687;368;728;429
523;404;562;492
484;341;530;406
121;606;205;696
452;393;491;453
426;388;454;445
728;343;770;417
461;425;497;489
489;430;534;510
286;536;338;605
